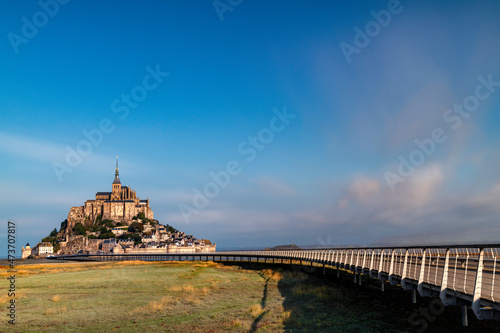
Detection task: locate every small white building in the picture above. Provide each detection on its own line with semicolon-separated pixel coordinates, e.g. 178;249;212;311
32;242;53;256
141;236;153;244
117;238;134;246
111;227;126;236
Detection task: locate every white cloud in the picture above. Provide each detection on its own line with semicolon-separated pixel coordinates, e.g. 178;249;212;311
0;132;65;162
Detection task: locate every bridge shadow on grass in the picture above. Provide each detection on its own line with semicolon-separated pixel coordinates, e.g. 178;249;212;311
258;272;270;308
277;265;500;333
219;262;500;332
248;272;271;332
249;309;270;333
277;266;404;332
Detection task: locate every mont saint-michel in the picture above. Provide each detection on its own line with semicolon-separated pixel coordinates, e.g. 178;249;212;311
23;158;215;258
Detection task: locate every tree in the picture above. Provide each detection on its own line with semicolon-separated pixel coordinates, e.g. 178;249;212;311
101;219;114;228
72;223;86;236
130;233;142;245
60;220;68;231
166;224;177;233
50;228;58;237
128;222;144;233
137;212;146;220
98;231;115;239
42;236;55;243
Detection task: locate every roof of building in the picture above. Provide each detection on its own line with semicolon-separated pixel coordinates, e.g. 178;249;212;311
96;192;112;196
117;238;134;242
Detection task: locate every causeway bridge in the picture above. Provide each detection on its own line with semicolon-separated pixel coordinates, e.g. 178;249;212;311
49;243;500;324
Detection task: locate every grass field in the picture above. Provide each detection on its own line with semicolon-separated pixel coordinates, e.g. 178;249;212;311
1;260;500;332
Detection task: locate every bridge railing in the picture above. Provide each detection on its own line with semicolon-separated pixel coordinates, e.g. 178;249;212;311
212;244;500;319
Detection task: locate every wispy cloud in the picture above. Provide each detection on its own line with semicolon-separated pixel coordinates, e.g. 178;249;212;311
253;176;296;196
0;132;64;162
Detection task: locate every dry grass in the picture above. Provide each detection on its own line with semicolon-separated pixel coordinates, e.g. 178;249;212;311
0;260;166;278
281;310;291;322
50;295;61;302
170;284;195;293
282;270;308;282
168;282;221;305
0;291;27;304
193;261;222;268
262;268;283;281
0;294;9;304
183;294;201;305
45;306;67;315
178;271;196;279
248;304;263;318
130;296;176;314
229;318;243;328
200;286;211;295
292;284;343;301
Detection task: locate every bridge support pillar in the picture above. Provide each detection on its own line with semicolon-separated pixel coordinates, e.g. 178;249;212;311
323;264;325;275
462;306;468;327
354;272;357;284
412;289;417;304
381;281;385;292
358;273;362;286
336;266;339;278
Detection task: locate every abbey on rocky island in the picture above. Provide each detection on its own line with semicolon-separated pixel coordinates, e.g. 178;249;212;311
66;157;153;230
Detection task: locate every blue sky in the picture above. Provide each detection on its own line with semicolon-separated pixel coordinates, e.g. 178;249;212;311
1;0;500;256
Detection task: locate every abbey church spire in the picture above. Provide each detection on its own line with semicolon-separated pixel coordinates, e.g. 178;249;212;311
113;156;121;185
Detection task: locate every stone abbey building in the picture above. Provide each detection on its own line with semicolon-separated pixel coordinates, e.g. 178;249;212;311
67;158;153;229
